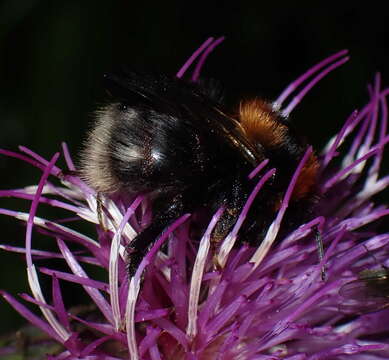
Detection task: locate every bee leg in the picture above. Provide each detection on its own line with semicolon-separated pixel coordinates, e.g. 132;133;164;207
212;206;241;243
314;226;326;281
96;193;108;231
211;206;243;270
211;178;248;267
126;193;185;278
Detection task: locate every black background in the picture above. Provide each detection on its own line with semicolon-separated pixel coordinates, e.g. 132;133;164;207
0;1;388;333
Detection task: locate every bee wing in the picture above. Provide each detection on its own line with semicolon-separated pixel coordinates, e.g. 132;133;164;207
104;71;264;167
339;279;389;314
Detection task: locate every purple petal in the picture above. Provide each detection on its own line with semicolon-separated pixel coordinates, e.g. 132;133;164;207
39;267;109;291
191;36;225;82
176;37;214;78
52;275;70;331
275;50;348;107
281;56;349;117
57;238;114;324
0;291;63;343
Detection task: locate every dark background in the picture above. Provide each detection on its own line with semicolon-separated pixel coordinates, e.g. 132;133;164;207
0;1;388;334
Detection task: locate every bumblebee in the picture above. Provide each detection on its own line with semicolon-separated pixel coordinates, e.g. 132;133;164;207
80;71;319;276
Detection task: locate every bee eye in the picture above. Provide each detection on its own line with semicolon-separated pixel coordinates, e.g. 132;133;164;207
117;103;128;111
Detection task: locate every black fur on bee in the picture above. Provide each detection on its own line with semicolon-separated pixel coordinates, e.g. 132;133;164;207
80;70;319;276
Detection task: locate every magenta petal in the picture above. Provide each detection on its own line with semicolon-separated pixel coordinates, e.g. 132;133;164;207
80;335;115;357
275;49;348;107
0;148;54;173
25;152;60;268
198;281;228;331
0;291;63;343
52;275;70;331
281;56;349;117
19;292;55;310
176;37;214;79
152;317;189;350
61;142;76;171
139;326;161;357
205;295;246;339
40;267;109;291
57;238;114;324
191;36;225;82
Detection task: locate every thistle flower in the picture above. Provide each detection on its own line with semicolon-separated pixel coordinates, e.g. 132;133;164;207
1;37;389;360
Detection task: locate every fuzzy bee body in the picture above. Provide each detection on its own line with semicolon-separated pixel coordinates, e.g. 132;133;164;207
81;71;318;276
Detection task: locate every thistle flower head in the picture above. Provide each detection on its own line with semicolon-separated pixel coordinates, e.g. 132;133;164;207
1;37;389;360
